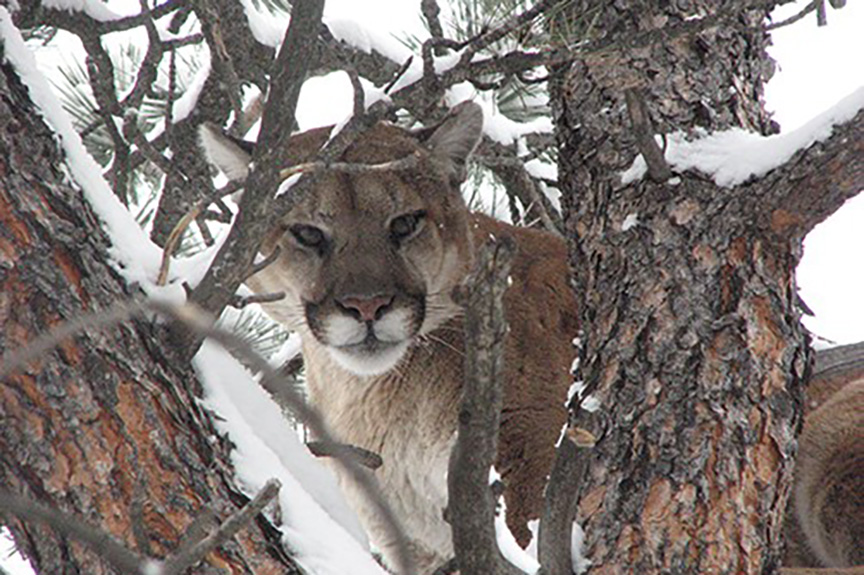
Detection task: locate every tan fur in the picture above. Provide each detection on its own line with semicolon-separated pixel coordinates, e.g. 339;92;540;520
784;361;864;572
200;108;577;573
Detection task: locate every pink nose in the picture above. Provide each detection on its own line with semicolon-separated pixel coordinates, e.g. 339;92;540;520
338;295;394;322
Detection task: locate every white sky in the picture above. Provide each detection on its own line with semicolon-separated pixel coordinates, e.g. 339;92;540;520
766;1;864;345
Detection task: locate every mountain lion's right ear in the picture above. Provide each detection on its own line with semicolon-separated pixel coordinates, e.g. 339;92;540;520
198;123;252;181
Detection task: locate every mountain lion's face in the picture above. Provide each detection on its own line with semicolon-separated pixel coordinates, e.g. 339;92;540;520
200;103;483;375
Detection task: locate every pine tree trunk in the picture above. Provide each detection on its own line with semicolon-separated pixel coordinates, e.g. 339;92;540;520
0;57;298;574
550;2;810;573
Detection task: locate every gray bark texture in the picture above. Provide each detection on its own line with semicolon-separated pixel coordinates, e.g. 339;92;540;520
550;1;863;574
0;57;299;574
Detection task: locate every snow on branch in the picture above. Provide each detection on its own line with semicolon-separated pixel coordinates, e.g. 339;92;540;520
621;86;864;188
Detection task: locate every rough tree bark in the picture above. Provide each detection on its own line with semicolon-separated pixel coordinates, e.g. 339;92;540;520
0;55;299;574
550;1;863;574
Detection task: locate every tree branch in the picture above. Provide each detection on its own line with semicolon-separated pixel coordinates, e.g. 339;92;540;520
625;88;672;183
185;0;326;351
0;480;282;575
448;237;522;575
757;106;864;240
162;480;281;575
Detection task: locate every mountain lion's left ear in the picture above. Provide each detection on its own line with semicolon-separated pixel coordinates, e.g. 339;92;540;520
197;122;253;181
420;101;484;184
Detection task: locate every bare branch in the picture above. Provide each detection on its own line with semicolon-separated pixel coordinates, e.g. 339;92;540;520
384;56;415;94
816;0;828;26
192;0;244;123
162;480;281;575
756;106;864;240
245;245;282;281
278;153;421;181
157;203;203;286
230;291;286;309
448;238;522;575
187;0;327;346
121;0;164;112
764;1;818;30
458;0;563;67
346;67;365;118
0;480;281;575
421;0;445;43
35;0;185;35
306;441;384;470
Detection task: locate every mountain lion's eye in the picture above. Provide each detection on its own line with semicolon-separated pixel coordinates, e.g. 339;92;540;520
390;210;427;244
290;224;327;251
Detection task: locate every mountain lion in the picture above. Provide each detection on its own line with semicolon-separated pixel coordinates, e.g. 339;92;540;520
199;102;862;575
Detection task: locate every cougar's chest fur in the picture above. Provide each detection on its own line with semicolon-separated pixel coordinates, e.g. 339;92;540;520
303;326;464;571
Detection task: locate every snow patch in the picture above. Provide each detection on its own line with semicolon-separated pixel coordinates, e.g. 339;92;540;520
493;486;540;574
236;0;290;47
41;0;123;21
325;18;413;63
621;213;639;231
172;57;211;123
194;340;384;575
581;395;600;412
621;86;864;187
0;527;35;575
571;521;590;574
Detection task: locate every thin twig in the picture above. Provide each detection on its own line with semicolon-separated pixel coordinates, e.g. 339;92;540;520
384;56;414;94
156;179;247;287
162;480;281;575
121;0;164;112
625;88;672;183
40;0;184;35
346;67;365;118
230;292;286;309
421;0;446;44
816;0;828;26
458;0;562;67
764;0;818;30
0;491;146;574
157;204;203;286
277;152;420;181
245;246;282;281
306;441;384;470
